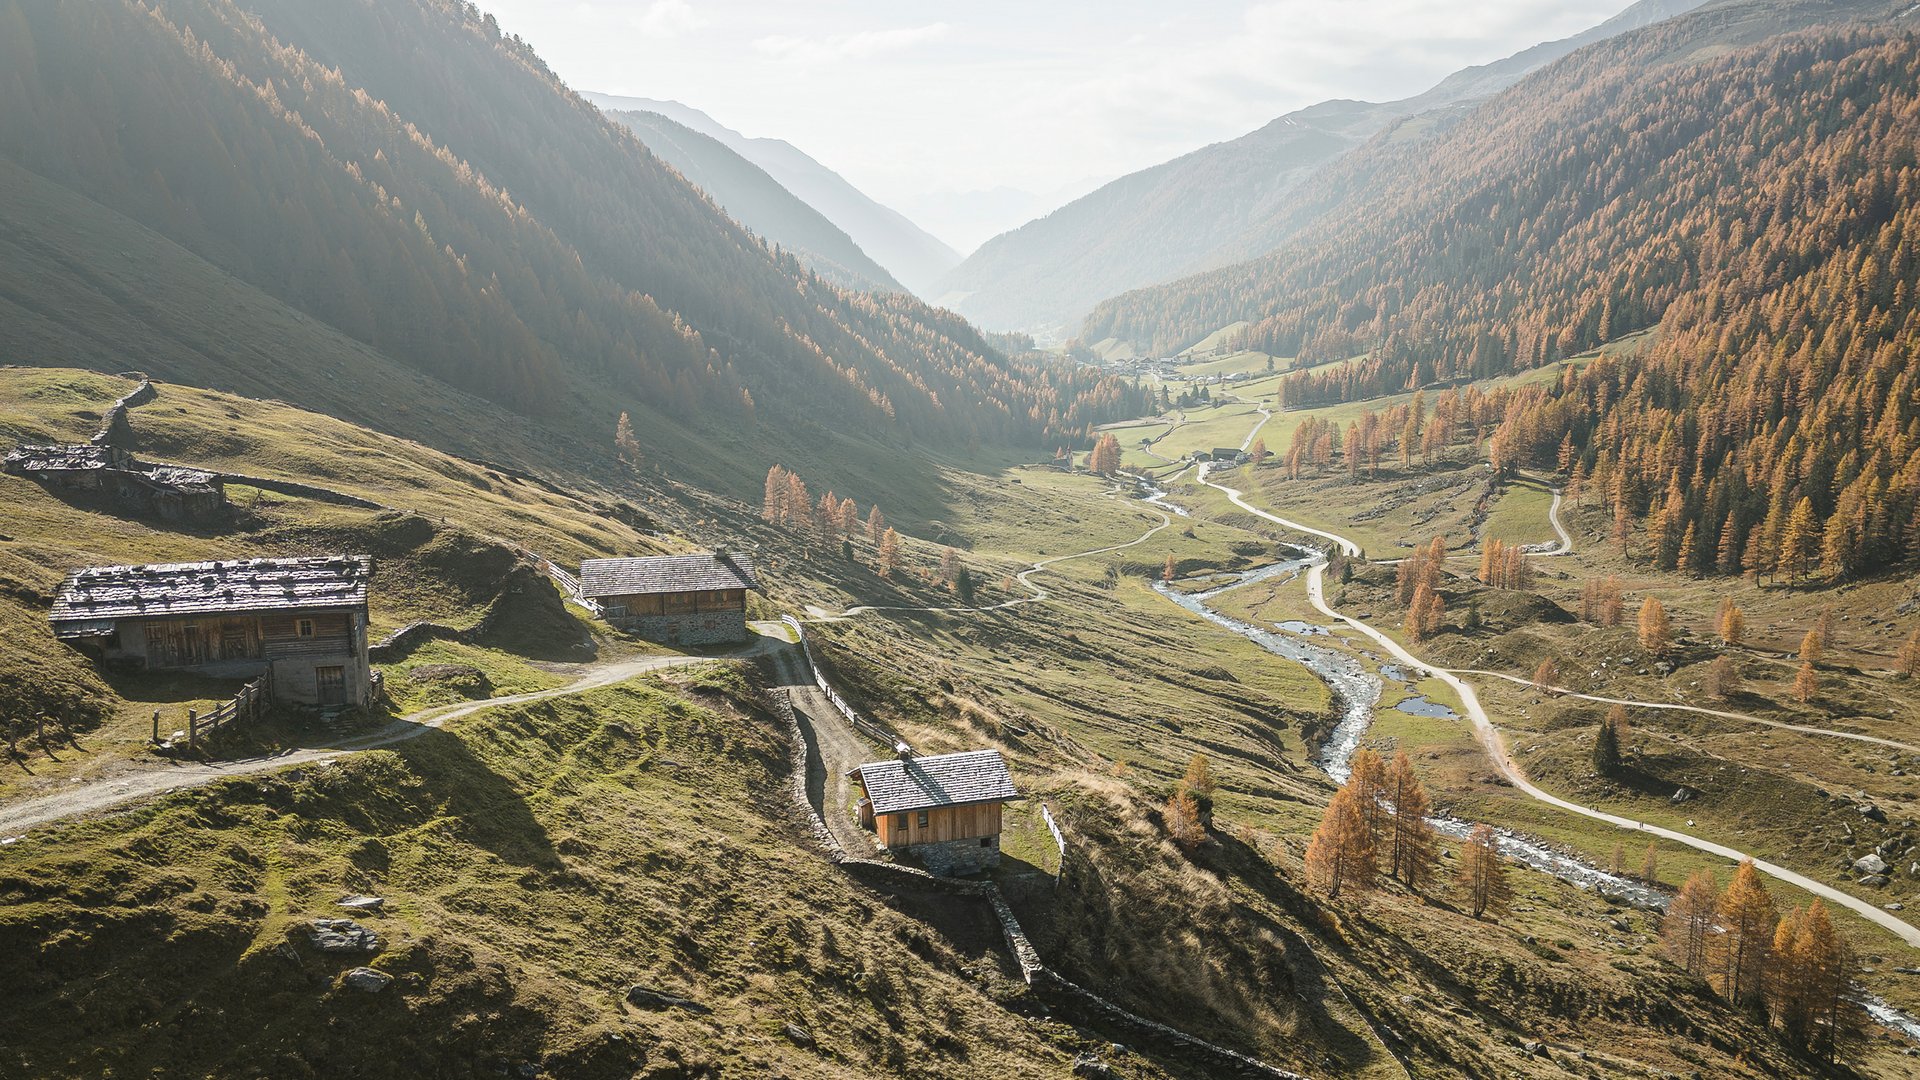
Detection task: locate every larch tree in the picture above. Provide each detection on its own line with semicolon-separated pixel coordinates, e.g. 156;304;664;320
614;411;642;467
1164;786;1207;851
1533;657;1561;694
1637;596;1671;655
1662;869;1720;977
1347;747;1391;840
865;505;887;545
1457;823;1511;919
1182;752;1217;825
1249;437;1268;465
1706;656;1742;700
1305;784;1377;900
1713;859;1778;1009
1900;629;1920;678
1717;598;1745;645
1798;629;1823;667
1164;554;1176;583
878;527;902;579
1384;751;1438;893
1640;842;1658;883
1794;660;1819;705
1769;900;1857;1061
939;547;959;587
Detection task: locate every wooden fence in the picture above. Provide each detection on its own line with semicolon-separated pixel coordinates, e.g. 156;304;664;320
153;671;271;751
780;616;901;747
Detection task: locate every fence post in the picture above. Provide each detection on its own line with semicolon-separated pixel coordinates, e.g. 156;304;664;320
187;710;197;751
151;710;160;743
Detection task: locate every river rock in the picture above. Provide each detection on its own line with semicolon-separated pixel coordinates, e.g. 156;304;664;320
1854;854;1890;876
625;985;710;1014
342;966;393;992
307;919;381;953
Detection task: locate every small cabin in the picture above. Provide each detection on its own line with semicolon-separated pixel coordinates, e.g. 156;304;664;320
851;748;1019;876
49;556;374;708
579;551;759;645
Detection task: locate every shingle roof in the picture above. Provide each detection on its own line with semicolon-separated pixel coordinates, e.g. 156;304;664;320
578;552;758;597
50;556;372;622
852;749;1018;815
5;444;123;472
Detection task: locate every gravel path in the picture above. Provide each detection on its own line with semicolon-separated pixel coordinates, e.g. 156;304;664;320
0;642;776;837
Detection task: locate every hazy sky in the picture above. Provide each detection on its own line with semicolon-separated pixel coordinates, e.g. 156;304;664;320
477;1;1626;250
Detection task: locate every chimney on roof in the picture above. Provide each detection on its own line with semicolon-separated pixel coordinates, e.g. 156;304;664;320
894;741;913;760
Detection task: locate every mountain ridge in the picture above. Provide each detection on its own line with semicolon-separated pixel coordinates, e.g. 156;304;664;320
932;0;1710;337
583;92;961;295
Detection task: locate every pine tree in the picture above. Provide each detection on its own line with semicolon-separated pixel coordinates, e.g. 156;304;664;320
1384;751;1438;893
954;566;975;605
1594;708;1623;776
1306;784;1377;900
1457;823;1511;919
1637;596;1670;655
1714;859;1778;1008
1662;869;1720;976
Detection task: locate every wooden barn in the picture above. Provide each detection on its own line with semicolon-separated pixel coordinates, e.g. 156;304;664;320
851;748;1019;875
49;555;374;708
579;551;759;645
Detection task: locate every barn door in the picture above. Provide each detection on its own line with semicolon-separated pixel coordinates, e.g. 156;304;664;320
315;665;348;705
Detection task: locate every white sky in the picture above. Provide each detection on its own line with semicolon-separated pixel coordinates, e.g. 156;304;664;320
477;1;1626;251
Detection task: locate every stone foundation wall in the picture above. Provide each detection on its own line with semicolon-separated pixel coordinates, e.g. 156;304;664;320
907;835;1001;877
612;611;746;646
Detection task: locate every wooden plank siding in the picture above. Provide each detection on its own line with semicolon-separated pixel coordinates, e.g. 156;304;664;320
140;615;262;667
875;801;1003;849
604;588;744;617
261;611;355;658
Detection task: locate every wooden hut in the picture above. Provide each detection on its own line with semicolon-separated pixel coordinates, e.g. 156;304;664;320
49;555;374;707
850;748;1018;875
578;551;759;645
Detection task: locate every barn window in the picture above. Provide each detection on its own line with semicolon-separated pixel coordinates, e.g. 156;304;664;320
917;811;929;829
980;838;991;847
893;813;907;831
297;618;315;638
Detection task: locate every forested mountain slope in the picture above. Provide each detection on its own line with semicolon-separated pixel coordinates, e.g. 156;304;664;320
931;0;1706;335
585;93;962;296
604;108;902;294
1086;0;1920;582
0;0;1141;504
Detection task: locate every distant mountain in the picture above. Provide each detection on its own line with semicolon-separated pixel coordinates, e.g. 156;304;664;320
0;0;1145;504
584;94;960;296
933;0;1709;336
603;108;901;293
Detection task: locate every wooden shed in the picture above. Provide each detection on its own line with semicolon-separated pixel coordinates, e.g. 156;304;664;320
850;748;1018;875
578;551;759;645
49;555;374;708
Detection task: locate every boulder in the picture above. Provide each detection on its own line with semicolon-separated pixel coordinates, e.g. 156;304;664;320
1854;854;1890;876
337;895;385;913
342;967;393;993
625;985;710;1014
1861;874;1892;888
780;1023;815;1048
307;919;381;953
1071;1054;1117;1078
1861;804;1890;823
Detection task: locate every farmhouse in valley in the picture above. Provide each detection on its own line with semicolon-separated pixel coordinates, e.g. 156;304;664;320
851;748;1019;875
49;555;375;707
579;550;759;645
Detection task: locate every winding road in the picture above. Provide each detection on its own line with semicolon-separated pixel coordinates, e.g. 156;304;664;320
0;644;772;837
1196;460;1920;948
